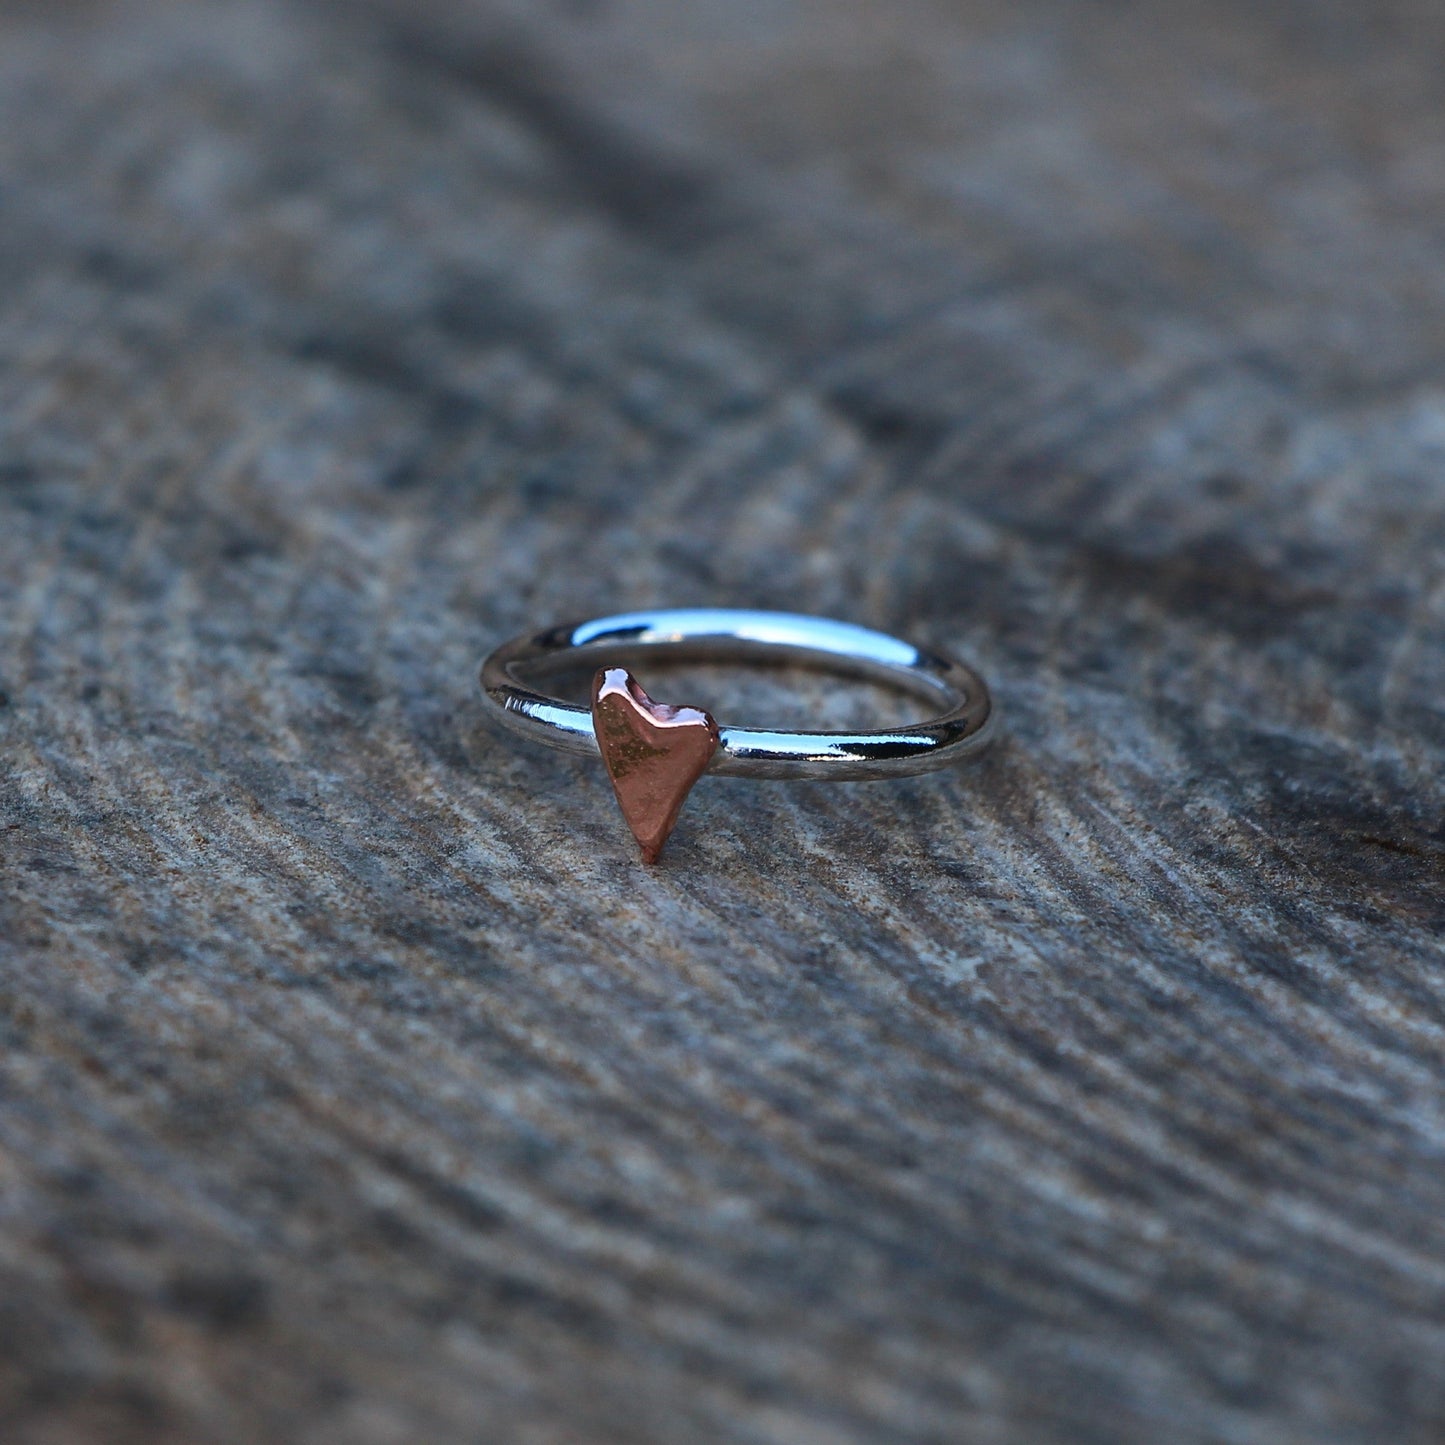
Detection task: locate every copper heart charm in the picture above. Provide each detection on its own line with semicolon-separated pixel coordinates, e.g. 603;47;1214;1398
591;667;720;863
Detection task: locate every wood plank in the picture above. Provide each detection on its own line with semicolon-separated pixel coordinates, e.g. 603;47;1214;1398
1;1;1442;1440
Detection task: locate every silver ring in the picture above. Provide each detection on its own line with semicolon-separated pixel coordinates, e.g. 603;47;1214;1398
479;609;995;860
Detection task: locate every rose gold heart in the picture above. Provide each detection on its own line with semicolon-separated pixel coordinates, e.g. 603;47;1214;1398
591;667;719;863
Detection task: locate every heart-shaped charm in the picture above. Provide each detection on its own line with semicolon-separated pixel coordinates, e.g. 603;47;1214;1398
591;667;720;863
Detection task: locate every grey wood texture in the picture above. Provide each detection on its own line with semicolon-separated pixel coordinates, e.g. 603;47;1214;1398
1;1;1443;1441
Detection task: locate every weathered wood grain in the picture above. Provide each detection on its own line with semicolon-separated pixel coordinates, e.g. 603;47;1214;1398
1;1;1443;1441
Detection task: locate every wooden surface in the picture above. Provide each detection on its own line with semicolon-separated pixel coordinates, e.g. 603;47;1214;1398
2;1;1444;1441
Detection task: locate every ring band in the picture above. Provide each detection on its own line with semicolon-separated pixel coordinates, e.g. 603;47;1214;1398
479;609;995;859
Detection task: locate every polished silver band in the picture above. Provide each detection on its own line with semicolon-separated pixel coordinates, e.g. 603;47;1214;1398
479;609;995;781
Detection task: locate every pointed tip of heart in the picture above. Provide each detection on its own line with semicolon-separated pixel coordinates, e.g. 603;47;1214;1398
591;667;719;864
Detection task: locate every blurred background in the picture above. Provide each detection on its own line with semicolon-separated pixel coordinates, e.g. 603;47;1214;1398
1;2;1442;1442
